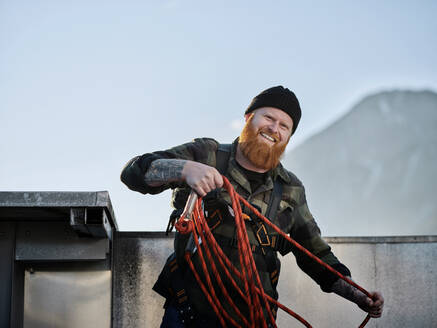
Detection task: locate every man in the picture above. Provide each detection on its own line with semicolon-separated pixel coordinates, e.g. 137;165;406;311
121;86;384;327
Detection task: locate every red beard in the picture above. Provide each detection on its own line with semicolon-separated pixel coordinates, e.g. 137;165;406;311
238;115;288;171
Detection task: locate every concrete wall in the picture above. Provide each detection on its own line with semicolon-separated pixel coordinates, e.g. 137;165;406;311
112;234;437;328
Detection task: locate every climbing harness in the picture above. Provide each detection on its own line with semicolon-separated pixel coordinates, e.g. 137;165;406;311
174;176;372;328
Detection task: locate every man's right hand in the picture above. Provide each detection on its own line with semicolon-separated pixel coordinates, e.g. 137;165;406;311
182;161;223;197
145;159;223;197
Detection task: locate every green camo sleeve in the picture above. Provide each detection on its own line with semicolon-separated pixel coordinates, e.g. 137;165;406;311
289;186;350;292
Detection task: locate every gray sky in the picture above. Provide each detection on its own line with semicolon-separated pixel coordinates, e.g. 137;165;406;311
1;0;436;233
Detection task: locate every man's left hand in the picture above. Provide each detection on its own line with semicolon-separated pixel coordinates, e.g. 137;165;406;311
358;291;384;318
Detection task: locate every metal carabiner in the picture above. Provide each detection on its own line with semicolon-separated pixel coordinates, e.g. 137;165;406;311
180;190;198;221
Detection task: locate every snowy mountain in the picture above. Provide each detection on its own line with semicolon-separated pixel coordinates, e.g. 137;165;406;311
283;90;437;236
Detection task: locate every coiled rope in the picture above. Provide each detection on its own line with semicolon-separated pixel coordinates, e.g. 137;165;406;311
175;176;371;328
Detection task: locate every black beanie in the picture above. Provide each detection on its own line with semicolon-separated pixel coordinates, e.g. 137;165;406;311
245;86;302;135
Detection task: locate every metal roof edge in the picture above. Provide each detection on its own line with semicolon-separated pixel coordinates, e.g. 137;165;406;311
115;232;437;243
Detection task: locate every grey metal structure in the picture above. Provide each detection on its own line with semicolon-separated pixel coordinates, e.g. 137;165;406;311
0;191;118;328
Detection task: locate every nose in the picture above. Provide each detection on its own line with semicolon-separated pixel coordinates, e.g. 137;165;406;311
267;121;280;134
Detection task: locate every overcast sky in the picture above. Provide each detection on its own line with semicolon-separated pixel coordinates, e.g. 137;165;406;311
1;1;436;234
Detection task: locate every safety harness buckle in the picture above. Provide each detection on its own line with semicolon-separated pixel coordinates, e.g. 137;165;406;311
256;223;271;247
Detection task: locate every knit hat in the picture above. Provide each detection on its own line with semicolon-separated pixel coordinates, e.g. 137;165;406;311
245;86;301;135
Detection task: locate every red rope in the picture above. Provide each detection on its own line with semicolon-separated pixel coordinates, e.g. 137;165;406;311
175;176;371;327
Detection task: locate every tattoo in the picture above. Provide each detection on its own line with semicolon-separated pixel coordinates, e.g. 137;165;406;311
144;159;186;186
331;277;367;307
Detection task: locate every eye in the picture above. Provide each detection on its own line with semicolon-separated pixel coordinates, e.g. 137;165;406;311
280;123;290;131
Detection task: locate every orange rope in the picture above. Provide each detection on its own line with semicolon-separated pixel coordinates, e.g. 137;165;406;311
175;176;371;327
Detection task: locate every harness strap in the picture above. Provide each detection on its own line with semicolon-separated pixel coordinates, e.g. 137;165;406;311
258;179;283;289
165;254;197;325
216;143;232;174
266;176;283;223
248;214;280;290
213;234;265;255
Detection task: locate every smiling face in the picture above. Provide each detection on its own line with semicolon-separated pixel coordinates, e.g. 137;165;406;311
238;107;293;171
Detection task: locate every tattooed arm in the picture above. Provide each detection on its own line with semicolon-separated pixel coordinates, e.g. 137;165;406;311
145;159;186;186
145;159;223;197
331;278;384;318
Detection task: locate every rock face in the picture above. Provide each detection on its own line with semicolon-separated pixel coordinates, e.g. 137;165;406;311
283;90;437;236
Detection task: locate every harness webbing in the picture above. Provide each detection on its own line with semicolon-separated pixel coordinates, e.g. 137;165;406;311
175;176;372;328
266;176;283;223
216;143;232;175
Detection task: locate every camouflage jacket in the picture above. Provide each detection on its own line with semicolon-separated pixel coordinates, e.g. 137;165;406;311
121;137;351;315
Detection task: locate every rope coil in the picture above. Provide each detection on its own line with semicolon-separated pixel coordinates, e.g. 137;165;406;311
175;176;371;328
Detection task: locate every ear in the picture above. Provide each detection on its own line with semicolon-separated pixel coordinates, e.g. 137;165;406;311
244;113;252;122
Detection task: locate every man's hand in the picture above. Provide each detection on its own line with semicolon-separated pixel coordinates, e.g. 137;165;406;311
357;291;384;318
145;159;223;197
182;161;223;196
331;278;384;318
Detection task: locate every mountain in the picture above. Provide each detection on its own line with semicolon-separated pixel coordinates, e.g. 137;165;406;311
283;90;437;236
